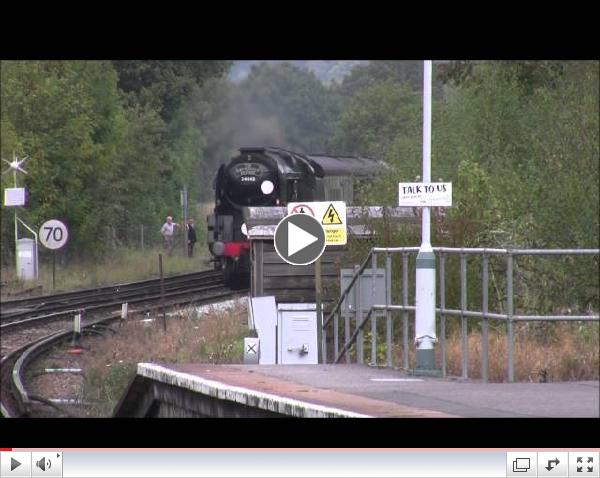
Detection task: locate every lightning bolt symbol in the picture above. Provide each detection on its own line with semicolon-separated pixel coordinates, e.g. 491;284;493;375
328;209;335;223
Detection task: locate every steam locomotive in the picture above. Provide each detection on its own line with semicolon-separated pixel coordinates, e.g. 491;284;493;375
207;146;384;287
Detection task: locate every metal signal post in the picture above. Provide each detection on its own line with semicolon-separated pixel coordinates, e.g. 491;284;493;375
2;152;38;281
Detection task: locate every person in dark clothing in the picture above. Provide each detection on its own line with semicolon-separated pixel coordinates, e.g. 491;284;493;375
186;218;197;257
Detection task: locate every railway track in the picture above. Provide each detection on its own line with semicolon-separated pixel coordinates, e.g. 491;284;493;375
1;270;223;324
1;270;248;417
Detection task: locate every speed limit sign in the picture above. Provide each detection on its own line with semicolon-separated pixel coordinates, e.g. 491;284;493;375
39;219;69;250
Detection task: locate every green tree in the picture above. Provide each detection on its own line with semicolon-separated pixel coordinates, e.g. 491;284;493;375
112;60;231;123
329;81;421;206
1;60;231;263
337;61;424;97
1;60;124;260
112;60;232;211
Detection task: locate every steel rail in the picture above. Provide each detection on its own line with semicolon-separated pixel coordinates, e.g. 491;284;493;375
1;277;226;330
1;270;221;317
2;287;248;417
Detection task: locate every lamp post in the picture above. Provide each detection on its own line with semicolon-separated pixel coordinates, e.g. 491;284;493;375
414;60;437;372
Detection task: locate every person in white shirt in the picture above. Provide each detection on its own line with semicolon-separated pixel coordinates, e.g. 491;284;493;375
160;216;178;256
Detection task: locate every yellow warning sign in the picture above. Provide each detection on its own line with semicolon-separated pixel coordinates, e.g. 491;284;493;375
326;228;346;244
288;201;347;245
322;203;343;225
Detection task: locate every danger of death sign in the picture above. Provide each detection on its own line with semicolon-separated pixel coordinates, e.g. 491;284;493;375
288;201;347;245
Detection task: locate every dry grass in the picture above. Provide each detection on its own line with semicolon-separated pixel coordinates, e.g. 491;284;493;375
1;246;208;298
387;321;599;382
79;304;248;416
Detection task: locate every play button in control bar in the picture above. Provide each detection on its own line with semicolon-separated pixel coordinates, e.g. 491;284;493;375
0;452;32;476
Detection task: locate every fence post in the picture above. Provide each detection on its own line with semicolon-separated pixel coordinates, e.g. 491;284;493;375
334;311;339;361
345;266;354;364
460;253;468;379
316;257;325;364
439;252;446;377
159;253;167;332
371;252;377;365
181;186;188;256
385;253;392;367
402;253;409;370
356;263;363;364
345;306;351;364
482;254;489;383
111;225;117;250
507;252;514;382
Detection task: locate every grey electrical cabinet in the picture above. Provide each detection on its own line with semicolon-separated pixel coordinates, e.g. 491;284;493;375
340;268;386;314
277;303;318;364
17;238;38;281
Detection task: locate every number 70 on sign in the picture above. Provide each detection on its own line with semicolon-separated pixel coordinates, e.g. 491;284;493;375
39;219;69;250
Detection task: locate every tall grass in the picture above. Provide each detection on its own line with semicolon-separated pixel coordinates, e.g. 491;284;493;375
383;321;599;382
81;305;248;416
1;246;209;297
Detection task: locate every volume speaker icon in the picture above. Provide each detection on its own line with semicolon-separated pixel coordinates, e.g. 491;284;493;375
36;457;51;471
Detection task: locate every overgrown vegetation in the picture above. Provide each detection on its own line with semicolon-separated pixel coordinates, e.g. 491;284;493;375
352;321;599;382
1;246;206;297
1;60;231;266
80;305;247;416
321;61;597;323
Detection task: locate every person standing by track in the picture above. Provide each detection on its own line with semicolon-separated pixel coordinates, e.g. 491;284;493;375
160;216;178;256
186;218;197;257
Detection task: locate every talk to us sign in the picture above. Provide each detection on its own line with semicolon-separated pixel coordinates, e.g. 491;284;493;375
398;182;452;207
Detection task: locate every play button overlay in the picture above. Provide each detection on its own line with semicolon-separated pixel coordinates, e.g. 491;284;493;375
274;213;326;265
11;458;21;471
288;221;318;256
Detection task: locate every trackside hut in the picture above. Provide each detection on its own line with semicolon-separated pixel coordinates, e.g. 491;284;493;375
243;206;417;303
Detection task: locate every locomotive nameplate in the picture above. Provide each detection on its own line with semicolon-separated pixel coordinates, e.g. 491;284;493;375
233;163;266;181
288;201;347;246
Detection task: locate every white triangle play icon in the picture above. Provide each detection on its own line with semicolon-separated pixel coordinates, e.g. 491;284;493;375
288;221;318;256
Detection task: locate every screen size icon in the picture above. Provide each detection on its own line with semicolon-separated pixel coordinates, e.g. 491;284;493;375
507;452;537;477
513;458;531;472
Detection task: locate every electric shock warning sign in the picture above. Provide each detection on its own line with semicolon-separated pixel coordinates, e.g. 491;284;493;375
288;201;347;245
322;203;343;225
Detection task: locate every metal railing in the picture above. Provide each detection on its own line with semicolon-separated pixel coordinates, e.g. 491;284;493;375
322;247;599;382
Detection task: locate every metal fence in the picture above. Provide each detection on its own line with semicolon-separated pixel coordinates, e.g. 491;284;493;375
322;247;599;382
104;224;200;251
103;225;160;250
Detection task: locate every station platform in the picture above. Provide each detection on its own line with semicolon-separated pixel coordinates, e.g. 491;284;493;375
114;363;600;418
